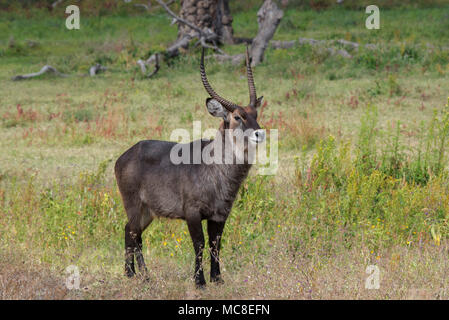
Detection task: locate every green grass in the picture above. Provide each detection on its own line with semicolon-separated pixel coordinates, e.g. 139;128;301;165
0;5;448;299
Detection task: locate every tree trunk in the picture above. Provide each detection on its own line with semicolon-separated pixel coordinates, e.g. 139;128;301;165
250;0;284;66
178;0;234;44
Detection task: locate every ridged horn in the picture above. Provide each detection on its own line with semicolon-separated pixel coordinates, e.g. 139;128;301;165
200;47;237;112
246;46;257;108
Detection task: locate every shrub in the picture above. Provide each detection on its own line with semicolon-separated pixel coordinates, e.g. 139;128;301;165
295;101;449;249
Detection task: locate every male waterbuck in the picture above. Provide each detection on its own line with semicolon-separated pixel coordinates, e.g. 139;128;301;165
114;47;265;287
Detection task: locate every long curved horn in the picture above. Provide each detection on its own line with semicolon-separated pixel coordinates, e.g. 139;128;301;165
246;46;257;108
200;48;237;112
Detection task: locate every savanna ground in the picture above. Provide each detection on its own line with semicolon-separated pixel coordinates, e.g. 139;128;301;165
0;1;449;299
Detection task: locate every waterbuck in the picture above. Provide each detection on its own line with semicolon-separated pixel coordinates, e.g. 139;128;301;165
114;47;265;287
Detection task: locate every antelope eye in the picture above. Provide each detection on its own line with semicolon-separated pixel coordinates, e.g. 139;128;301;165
234;115;241;121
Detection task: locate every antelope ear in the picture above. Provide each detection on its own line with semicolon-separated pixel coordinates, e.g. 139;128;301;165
255;96;264;108
206;98;229;120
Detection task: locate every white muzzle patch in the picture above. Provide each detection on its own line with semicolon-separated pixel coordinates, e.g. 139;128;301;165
249;129;266;144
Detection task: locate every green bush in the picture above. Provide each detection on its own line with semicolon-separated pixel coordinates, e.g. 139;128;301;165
295;100;449;249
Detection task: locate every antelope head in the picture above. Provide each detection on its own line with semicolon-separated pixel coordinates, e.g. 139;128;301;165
200;47;265;162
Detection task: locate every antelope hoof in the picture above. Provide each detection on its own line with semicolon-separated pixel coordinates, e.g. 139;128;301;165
196;283;206;290
125;268;136;278
195;279;207;289
211;276;224;285
139;275;151;283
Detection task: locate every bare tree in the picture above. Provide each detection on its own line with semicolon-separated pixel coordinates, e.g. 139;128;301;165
177;0;234;44
121;1;283;77
250;0;284;66
12;1;285;80
146;0;283;72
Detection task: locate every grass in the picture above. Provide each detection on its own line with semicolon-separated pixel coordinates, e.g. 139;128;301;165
0;4;448;299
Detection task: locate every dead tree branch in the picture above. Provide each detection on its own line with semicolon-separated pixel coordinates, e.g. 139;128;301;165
297;38;352;58
137;53;160;78
135;0;227;77
89;64;107;76
127;0;175;11
207;53;245;66
271;40;296;49
199;37;226;55
271;37;379;59
334;39;377;50
12;65;68;81
155;0;205;36
156;0;223;54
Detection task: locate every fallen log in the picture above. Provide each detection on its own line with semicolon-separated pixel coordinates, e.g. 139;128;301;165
271;40;296;49
207;53;245;66
11;65;68;81
272;38;352;58
137;53;160;78
89;64;107;76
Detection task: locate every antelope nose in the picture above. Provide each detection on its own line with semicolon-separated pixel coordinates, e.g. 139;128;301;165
253;129;266;143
